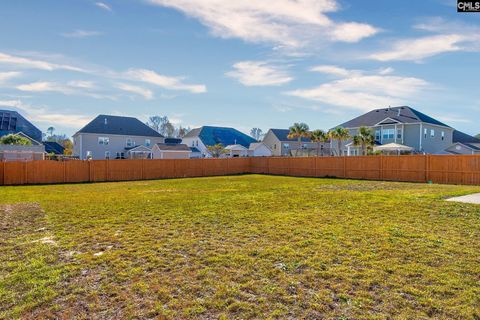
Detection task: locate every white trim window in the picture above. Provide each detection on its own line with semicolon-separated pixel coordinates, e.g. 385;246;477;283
145;139;151;147
382;129;394;139
375;130;381;141
431;129;435;137
283;143;290;149
397;129;402;139
98;137;109;145
105;151;110;159
441;131;445;141
126;138;134;147
424;128;427;138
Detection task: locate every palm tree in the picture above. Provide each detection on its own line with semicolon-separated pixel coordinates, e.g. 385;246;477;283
352;126;375;155
328;127;350;156
310;129;328;156
288;123;310;156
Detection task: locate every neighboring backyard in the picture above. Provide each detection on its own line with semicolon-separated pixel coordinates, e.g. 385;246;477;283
1;175;480;319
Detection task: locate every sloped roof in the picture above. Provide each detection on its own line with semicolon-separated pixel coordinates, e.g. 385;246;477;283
453;130;480;150
0;109;43;142
225;144;247;150
183;126;256;147
268;129;312;142
249;142;271;151
155;143;191;151
76;115;163;137
44;141;65;154
337;106;450;128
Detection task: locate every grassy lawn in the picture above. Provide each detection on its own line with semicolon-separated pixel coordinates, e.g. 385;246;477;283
1;175;480;319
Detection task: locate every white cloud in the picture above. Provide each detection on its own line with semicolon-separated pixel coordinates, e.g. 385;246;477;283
0;71;21;83
226;61;292;86
116;83;154;100
370;34;467;62
286;67;429;111
147;0;378;48
310;65;360;77
330;22;378;43
95;2;112;11
0;52;85;72
378;67;394;75
68;80;95;89
15;80;116;100
16;81;68;93
125;68;206;93
0;99;91;128
61;30;103;38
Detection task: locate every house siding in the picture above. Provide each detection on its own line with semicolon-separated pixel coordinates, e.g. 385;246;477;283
74;133;164;160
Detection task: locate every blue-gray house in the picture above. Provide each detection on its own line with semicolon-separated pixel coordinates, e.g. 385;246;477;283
0;109;42;142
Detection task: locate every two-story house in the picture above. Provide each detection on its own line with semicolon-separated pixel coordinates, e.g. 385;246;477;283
262;129;330;157
73;115;164;160
333;106;456;155
182;126;256;157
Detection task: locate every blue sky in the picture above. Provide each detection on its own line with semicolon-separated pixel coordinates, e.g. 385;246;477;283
0;0;479;137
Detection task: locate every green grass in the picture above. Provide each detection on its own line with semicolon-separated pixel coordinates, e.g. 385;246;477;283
1;175;480;319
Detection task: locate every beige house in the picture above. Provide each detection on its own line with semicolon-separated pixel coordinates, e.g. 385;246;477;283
262;129;330;157
248;142;272;157
152;143;191;159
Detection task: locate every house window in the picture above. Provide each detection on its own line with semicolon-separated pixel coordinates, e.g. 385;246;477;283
424;128;427;138
86;151;92;159
441;131;445;141
105;151;110;159
126;138;134;147
274;144;277;150
283;143;290;149
116;152;125;159
382;129;394;139
375;130;381;141
145;139;151;147
192;141;195;147
303;143;308;148
397;129;402;139
98;137;109;145
431;129;435;137
196;140;198;147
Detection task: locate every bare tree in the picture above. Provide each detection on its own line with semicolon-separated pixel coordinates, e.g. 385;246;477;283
250;128;264;141
177;126;191;138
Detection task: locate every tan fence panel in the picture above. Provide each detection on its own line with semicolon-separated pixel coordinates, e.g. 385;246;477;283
315;157;344;177
65;161;90;183
174;159;206;178
268;157;290;175
108;159;143;181
227;158;250;175
429;155;480;185
204;159;227;176
0;161;3;185
26;161;65;184
382;155;426;182
3;161;27;185
250;157;268;174
288;157;316;177
90;160;108;182
345;156;381;180
143;159;175;180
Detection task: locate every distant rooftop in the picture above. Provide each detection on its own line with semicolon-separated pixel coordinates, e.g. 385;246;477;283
76;115;163;137
183;126;256;147
337;106;450;128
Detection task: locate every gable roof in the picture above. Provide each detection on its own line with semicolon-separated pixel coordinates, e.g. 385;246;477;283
154;143;191;151
249;142;272;151
0;109;43;142
76;115;163;137
268;129;312;142
452;130;480;150
337;106;450;128
183;126;256;147
44;141;65;154
225;144;247;150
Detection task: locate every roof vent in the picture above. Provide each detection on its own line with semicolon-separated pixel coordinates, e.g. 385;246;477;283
104;118;108;125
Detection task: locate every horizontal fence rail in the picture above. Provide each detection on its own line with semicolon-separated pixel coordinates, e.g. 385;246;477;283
1;155;479;186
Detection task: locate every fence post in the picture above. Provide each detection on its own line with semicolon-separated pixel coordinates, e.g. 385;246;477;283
380;155;383;180
24;160;28;185
425;154;430;183
63;160;66;183
88;160;92;182
343;156;347;178
141;159;145;180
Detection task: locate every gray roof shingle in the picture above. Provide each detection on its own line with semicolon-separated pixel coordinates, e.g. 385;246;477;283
453;130;480;150
76;115;163;137
337;106;450;128
155;143;191;151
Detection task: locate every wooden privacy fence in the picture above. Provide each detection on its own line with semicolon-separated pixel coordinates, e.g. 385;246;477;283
0;155;479;186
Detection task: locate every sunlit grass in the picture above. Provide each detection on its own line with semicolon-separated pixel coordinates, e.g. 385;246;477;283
1;175;479;318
